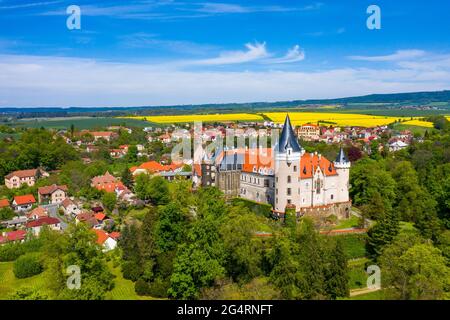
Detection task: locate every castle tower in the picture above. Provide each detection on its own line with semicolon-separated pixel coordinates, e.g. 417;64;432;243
333;147;351;203
274;115;303;213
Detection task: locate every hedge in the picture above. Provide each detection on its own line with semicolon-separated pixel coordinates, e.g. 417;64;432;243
13;253;44;279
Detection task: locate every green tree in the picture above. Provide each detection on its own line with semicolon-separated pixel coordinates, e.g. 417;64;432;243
380;240;450;300
101;192;117;213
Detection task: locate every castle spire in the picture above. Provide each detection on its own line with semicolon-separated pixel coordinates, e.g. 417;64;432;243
335;147;349;163
278;114;302;153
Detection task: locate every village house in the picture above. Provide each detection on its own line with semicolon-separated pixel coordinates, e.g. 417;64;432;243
61;198;81;217
38;184;68;204
26;216;61;236
4;168;48;189
13;194;36;212
389;140;409;152
90;131;118;142
297;123;320;141
27;206;49;220
0;230;27;245
130;161;183;177
91;172;125;193
94;229;119;252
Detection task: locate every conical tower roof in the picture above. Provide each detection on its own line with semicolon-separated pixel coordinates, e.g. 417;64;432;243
278;114;302;153
335;147;349;163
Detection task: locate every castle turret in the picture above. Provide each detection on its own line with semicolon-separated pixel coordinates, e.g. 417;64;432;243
333;147;350;203
274;115;302;213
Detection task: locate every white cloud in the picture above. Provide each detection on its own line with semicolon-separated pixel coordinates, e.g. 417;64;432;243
0;1;61;10
189;42;269;65
266;45;305;64
0;53;449;107
349;49;426;62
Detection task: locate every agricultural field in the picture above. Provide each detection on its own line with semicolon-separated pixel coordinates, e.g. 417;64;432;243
264;112;406;127
11;117;153;130
401;119;434;128
121;113;264;124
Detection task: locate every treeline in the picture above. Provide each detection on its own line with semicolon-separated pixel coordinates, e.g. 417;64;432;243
0;129;79;180
119;178;349;300
349;116;450;299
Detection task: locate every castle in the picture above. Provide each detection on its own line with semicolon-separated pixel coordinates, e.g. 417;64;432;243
195;115;351;218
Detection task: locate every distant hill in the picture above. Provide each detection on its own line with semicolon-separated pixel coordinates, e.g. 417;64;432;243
1;90;449;117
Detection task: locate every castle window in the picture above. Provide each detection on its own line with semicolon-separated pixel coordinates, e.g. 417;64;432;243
264;179;269;187
287;188;291;196
287;199;291;204
293;165;297;172
287;175;291;183
331;194;334;200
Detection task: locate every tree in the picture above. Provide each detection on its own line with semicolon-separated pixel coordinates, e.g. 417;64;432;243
350;159;396;211
101;192;117;213
366;209;399;261
44;224;114;300
324;239;349;299
380;240;450;300
121;167;133;189
126;145;138;163
13;253;43;279
169;243;225;299
155;202;186;252
148;176;170;206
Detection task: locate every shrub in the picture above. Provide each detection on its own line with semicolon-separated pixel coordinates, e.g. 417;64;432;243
148;277;170;298
13;253;43;279
121;261;142;281
135;278;151;296
0;238;44;262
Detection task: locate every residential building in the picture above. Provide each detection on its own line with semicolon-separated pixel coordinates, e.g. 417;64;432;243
38;184;68;204
13;194;36;212
4;168;48;189
26;217;61;236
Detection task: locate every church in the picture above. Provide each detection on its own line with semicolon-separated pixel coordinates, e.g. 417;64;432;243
195;114;352;218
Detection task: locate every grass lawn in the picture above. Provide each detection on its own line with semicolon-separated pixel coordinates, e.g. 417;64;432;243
105;262;156;300
348;258;369;290
336;234;367;259
0;262;50;299
333;215;360;230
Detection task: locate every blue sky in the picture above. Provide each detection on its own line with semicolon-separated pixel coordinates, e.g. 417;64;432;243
1;0;450;107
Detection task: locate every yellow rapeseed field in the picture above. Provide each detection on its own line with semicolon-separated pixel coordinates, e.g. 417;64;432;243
401;120;434;128
264;112;404;127
121;113;264;123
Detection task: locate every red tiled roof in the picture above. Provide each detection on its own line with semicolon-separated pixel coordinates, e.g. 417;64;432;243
93;229;109;245
76;212;94;221
38;184;68;195
14;194;36;205
5;169;38;180
130;161;182;174
61;198;74;208
300;153;337;179
26;217;60;228
94;213;106;221
91;131;115;137
242;148;274;173
91;172;117;185
27;206;48;219
0;198;9;208
109;232;121;240
5;230;27;242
